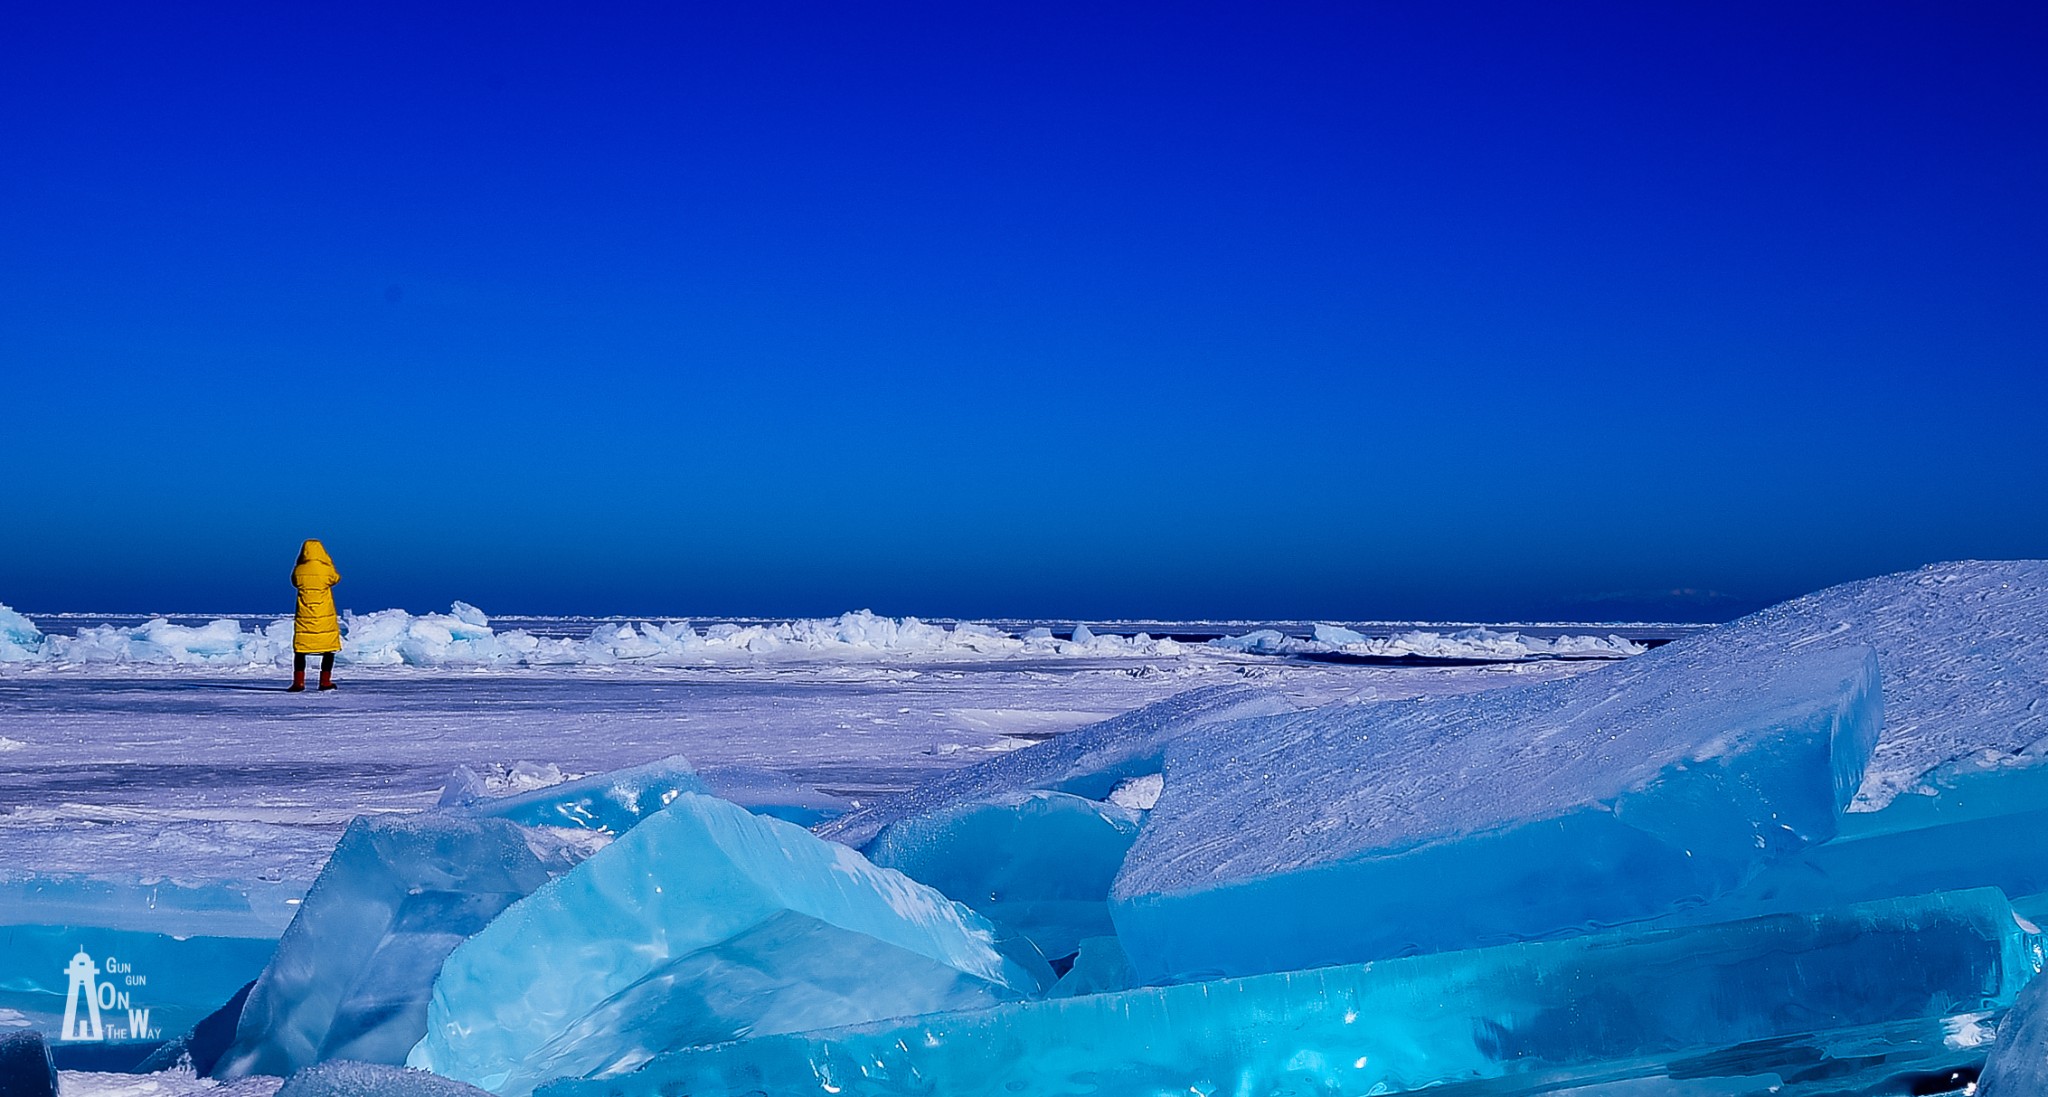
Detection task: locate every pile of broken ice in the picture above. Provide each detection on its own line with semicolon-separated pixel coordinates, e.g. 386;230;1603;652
12;559;2048;1096
0;602;1645;669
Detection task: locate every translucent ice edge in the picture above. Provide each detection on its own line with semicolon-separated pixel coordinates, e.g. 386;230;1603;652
0;602;1646;669
535;887;2039;1097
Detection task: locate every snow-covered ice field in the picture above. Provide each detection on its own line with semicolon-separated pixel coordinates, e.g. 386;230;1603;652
51;601;1982;1097
0;610;1650;1096
0;640;1617;900
11;563;2044;1095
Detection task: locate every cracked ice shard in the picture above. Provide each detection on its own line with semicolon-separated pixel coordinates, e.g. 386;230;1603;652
218;814;559;1078
409;793;1045;1096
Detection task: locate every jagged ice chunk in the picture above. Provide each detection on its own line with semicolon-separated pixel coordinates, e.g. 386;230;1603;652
410;793;1044;1096
217;814;559;1078
865;791;1142;961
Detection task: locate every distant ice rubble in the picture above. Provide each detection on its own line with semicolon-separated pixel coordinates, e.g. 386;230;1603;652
15;559;2048;1097
1210;622;1646;660
0;603;42;661
0;602;1645;669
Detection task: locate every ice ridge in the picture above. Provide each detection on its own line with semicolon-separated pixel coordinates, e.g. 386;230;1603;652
1212;623;1645;660
1113;642;1882;980
0;602;1660;669
1670;559;2048;811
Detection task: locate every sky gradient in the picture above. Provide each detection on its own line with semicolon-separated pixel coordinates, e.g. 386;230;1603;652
4;2;2045;621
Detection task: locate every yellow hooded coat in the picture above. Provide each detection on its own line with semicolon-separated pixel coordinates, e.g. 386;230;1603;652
292;540;342;654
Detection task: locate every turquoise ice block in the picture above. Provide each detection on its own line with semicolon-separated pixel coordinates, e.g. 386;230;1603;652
539;888;2036;1097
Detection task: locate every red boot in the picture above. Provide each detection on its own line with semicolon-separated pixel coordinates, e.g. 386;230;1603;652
318;669;337;691
287;668;306;692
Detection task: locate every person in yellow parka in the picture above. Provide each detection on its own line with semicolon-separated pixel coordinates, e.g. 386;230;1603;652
290;539;342;692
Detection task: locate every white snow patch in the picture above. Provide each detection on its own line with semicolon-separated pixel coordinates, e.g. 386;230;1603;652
57;1070;280;1097
1944;1010;1997;1049
1108;772;1165;810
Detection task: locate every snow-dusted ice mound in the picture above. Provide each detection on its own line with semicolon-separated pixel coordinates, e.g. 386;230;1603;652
1603;562;2048;928
1686;560;2048;811
536;888;2034;1097
410;794;1045;1096
1114;643;1880;981
1110;562;2048;983
816;684;1294;847
864;790;1143;962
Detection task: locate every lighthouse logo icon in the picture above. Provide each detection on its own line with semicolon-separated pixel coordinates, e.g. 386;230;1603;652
61;948;104;1042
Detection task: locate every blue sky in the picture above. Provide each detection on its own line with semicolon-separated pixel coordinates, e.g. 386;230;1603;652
4;2;2044;621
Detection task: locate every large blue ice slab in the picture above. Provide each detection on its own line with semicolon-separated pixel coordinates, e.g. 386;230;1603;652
217;814;558;1079
1659;761;2048;931
1687;560;2048;812
865;791;1142;962
465;755;708;836
1537;562;2048;934
1115;643;1880;981
817;685;1294;847
537;888;2035;1097
409;793;1045;1097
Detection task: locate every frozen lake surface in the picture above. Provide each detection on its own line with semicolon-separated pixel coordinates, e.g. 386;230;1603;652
0;614;1679;1097
0;651;1616;893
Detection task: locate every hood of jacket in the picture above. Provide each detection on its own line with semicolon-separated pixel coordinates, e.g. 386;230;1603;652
298;540;333;567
